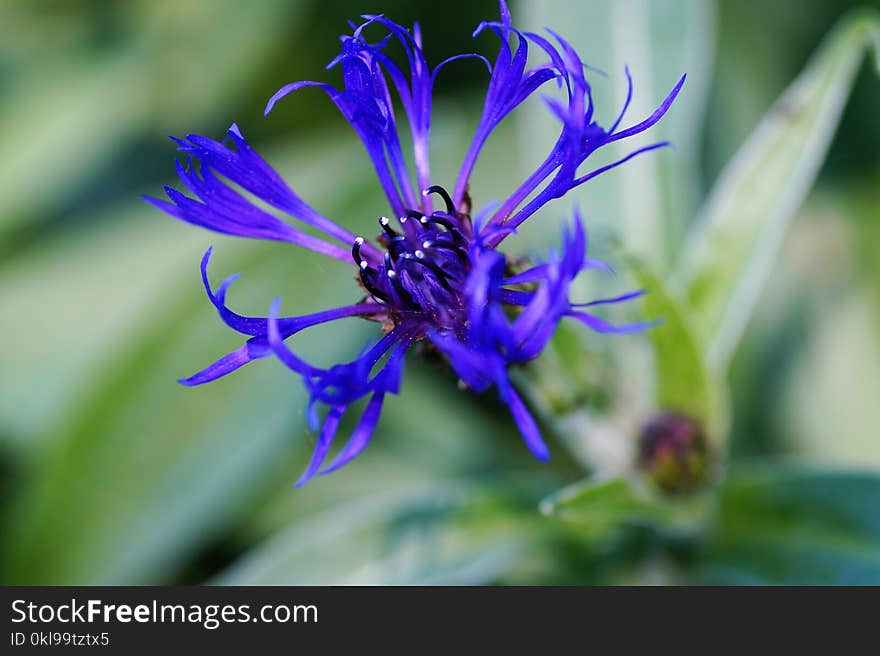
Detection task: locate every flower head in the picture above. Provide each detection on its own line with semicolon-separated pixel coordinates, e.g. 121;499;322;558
145;1;684;485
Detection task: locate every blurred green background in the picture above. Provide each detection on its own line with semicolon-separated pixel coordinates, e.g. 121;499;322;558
0;0;878;585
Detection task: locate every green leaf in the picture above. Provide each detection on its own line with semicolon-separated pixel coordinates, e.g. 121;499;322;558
216;486;539;585
676;9;880;370
0;0;297;238
628;258;727;444
699;464;880;584
782;282;880;466
0;211;206;447
539;477;706;536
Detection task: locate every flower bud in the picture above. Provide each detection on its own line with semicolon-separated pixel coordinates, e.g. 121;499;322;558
637;412;709;494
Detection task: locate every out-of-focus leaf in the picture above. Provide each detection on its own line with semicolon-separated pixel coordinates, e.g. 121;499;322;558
0;0;296;237
783;288;880;465
676;9;880;370
776;180;880;465
0;53;147;235
699;464;880;584
628;258;727;444
0;211;205;445
539;477;705;536
517;0;715;267
216;486;540;585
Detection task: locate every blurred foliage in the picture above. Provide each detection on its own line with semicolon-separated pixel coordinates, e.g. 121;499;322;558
0;0;878;585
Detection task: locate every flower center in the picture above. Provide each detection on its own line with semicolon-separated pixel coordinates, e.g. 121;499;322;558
351;185;471;330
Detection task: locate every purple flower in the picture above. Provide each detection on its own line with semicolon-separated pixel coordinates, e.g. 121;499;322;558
145;1;684;485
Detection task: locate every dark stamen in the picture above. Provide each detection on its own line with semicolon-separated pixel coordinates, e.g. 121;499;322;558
351;187;472;317
422;185;456;215
379;216;399;238
351;236;366;265
358;261;390;302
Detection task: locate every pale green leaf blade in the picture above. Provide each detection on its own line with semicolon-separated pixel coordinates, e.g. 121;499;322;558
216;487;536;585
0;0;298;238
677;9;880;370
539;476;707;535
628;258;727;445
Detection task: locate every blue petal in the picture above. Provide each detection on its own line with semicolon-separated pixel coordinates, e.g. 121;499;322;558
295;404;346;487
317;392;385;476
506;385;550;461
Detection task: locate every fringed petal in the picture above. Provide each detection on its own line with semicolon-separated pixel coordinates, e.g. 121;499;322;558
566;311;659;334
295;404;346;487
265;58;411;216
178;342;260;387
198;247;384;337
427;330;496;393
487;40;684;236
266;298;326;377
145;128;355;260
317;392;385;476
606;74;686;144
506;385;550;461
453;1;562;205
175;125;355;245
572;290;646;307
